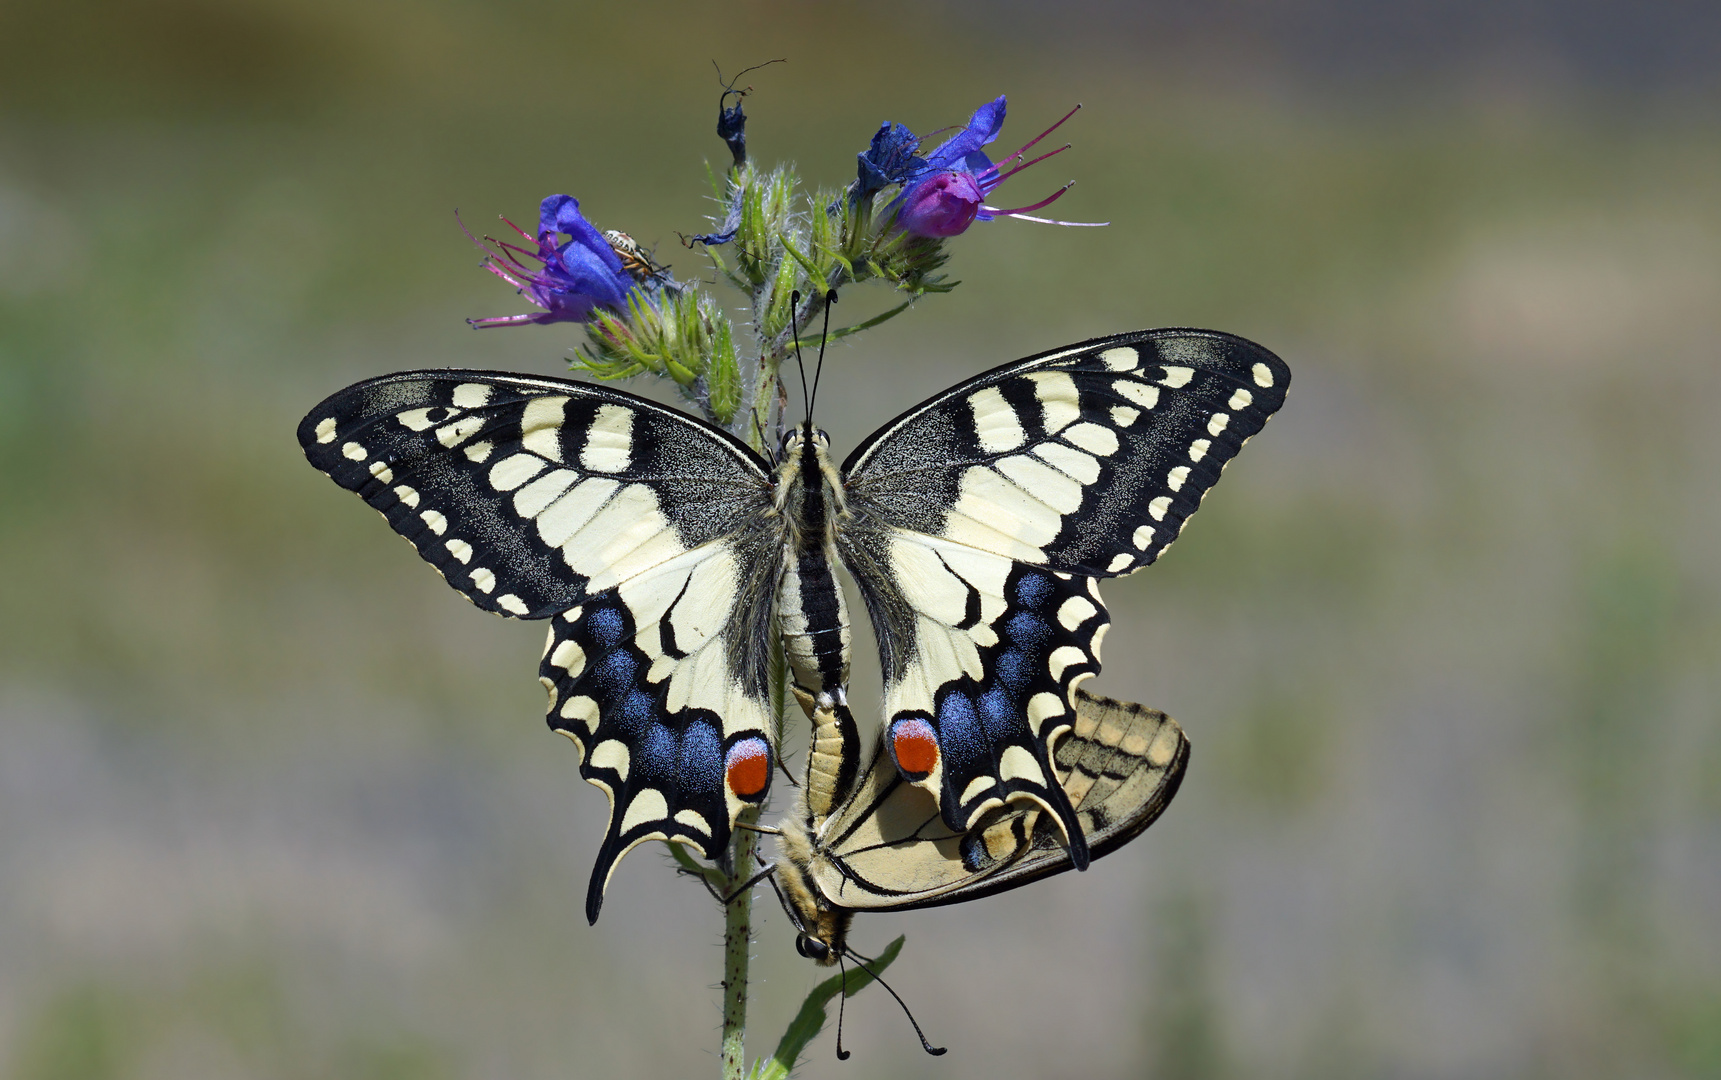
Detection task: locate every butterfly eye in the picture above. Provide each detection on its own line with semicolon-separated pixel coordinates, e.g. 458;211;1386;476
796;934;830;961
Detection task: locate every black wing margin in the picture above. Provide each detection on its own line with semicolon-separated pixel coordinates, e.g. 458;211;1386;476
298;369;771;617
300;370;780;921
842;329;1289;577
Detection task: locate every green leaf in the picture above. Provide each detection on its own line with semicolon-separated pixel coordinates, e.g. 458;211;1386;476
777;232;827;295
828;297;917;342
749;936;907;1080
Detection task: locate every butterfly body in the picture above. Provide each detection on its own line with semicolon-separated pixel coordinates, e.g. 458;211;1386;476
298;328;1288;926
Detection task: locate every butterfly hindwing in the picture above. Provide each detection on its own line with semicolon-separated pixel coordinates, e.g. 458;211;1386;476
838;330;1284;857
807;690;1188;910
299;371;780;920
839;527;1108;862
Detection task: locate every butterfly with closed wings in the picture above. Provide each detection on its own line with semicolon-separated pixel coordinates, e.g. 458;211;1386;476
297;327;1288;945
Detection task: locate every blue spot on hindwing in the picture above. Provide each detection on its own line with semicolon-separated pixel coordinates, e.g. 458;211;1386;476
637;724;676;775
677;720;723;790
995;649;1031;691
1013;570;1053;608
977;685;1016;738
1006;610;1050;647
587;605;627;646
935;690;981;758
595;649;638;695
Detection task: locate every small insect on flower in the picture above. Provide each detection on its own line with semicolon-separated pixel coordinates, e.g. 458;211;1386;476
463;194;637;328
602;230;671;284
878;96;1108;239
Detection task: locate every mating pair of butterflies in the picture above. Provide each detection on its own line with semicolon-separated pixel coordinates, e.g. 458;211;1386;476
298;328;1288;962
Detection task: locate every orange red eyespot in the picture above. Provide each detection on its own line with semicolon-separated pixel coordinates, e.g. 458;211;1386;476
889;716;939;778
724;738;771;800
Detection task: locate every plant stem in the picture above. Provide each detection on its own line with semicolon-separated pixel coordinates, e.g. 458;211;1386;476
721;814;760;1080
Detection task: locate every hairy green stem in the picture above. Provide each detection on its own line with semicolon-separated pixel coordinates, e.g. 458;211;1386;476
720;816;760;1080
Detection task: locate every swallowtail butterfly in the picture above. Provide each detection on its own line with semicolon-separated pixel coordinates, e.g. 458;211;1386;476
775;685;1187;962
297;328;1289;926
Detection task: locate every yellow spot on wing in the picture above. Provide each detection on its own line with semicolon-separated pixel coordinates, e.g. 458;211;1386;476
489;452;548;492
969;386;1027;452
1026;371;1081;434
1063;422;1119;456
1098;346;1137;371
619;788;669;833
960;776;996;804
590;739;630;777
452;383;493;408
1114;380;1159;409
1048;645;1087;680
581;404;635;473
999;744;1047;787
520;396;568;462
1057;595;1097;630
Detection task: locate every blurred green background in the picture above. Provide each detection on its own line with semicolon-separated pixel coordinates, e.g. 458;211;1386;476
2;1;1719;1077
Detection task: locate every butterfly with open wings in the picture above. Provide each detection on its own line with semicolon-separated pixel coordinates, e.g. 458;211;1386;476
298;327;1288;949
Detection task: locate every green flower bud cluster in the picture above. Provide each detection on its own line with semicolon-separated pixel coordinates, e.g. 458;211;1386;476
571;139;958;449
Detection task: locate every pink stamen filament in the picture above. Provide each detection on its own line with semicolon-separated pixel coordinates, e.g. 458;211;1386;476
994;103;1082;169
990;143;1071;185
984;182;1074;217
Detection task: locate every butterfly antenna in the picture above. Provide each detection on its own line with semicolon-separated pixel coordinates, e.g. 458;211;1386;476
834;954;852;1060
843;947;947;1056
752;408;770;464
808;289;837;421
788;289;811;423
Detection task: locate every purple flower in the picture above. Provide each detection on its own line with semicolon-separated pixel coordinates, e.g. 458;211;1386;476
889;97;1102;239
854;121;926;203
465;195;635;328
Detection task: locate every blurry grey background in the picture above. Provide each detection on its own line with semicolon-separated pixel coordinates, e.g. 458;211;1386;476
1;1;1718;1077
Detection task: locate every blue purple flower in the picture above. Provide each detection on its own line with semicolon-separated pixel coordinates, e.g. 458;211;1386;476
853;121;925;204
877;97;1102;239
466;195;635;328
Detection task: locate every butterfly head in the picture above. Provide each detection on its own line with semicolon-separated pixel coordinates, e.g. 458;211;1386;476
777;422;831;461
773;816;853;966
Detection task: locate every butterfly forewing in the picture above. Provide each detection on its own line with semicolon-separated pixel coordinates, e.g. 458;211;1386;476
842;329;1289;577
299;371;782;920
809;690;1188;910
